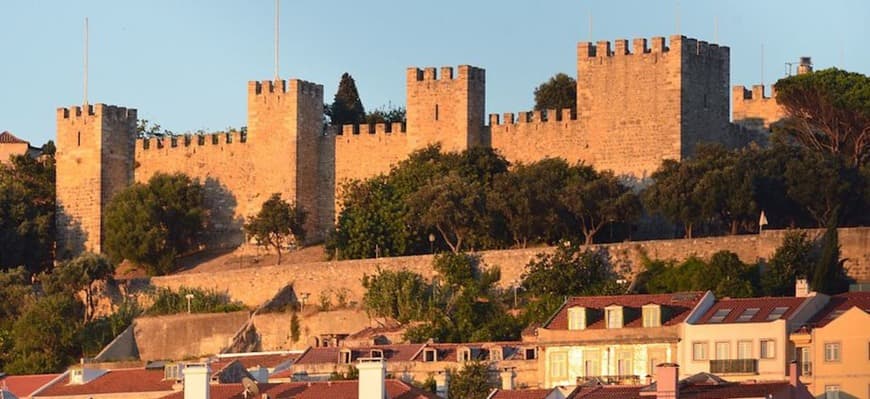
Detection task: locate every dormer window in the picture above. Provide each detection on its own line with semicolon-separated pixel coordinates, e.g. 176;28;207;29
642;304;661;327
605;306;624;329
370;349;384;359
339;349;352;364
489;347;503;361
458;347;471;362
568;307;587;330
423;348;437;362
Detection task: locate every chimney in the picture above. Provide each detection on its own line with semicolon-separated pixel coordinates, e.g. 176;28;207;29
499;369;515;390
69;358;106;385
789;361;801;387
183;364;211;399
434;371;450;399
655;363;679;399
357;358;386;399
795;279;810;297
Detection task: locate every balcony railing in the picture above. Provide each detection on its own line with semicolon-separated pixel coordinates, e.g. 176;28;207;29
709;359;758;374
577;375;641;385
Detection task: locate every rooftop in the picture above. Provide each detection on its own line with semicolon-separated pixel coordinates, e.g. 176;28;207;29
35;368;175;397
695;296;807;324
0;373;61;398
0;131;28;144
806;291;870;327
544;292;706;330
157;379;439;399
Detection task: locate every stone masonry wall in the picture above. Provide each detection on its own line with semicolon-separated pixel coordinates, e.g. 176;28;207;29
679;37;731;156
406;65;485;152
732;84;786;131
151;228;870;309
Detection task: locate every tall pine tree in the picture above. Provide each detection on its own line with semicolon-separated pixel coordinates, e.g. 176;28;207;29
329;73;365;126
811;217;849;295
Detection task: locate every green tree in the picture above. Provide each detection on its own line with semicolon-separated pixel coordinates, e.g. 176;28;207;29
448;361;495;399
365;105;406;124
5;293;83;374
642;159;705;238
245;193;307;265
784;152;864;227
41;253;114;322
639;251;758;298
329;72;366;125
761;231;817;296
774;68;870;167
408;172;487;253
327;176;409;259
560;167;641;245
534;73;577;112
811;223;849;295
0;267;33;370
0;146;55;274
361;268;432;323
104;173;206;275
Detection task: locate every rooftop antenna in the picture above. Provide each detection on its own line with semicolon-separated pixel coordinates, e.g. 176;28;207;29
274;0;280;80
760;43;765;87
675;0;680;35
714;15;718;43
83;17;89;106
588;11;593;42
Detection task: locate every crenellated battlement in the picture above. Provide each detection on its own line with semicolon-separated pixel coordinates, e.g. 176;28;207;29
57;104;137;121
578;35;727;60
732;84;777;101
337;122;407;136
137;131;246;151
406;65;485;82
247;79;323;98
488;108;576;127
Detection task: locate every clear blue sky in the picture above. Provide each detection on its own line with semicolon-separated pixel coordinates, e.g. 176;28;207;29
1;0;867;145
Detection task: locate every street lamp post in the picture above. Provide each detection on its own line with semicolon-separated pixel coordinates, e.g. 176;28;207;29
428;233;435;254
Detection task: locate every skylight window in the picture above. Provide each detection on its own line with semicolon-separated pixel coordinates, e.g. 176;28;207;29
767;306;790;320
709;308;731;323
737;308;760;322
826;310;845;320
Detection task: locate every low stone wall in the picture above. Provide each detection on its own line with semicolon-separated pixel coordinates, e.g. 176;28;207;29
151;228;870;308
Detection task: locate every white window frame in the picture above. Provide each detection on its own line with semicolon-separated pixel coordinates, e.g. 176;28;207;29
692;342;708;361
760;339;776;359
605;306;624;329
737;340;752;360
715;341;731;360
824;342;841;362
550;352;568;379
642;305;661;327
568;307;586;330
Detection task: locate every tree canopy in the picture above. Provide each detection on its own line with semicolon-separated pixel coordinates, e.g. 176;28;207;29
774;68;869;167
328;72;366;126
104;172;206;275
534;73;577;112
244;193;306;265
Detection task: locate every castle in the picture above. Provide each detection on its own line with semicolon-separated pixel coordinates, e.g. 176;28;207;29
54;34;790;256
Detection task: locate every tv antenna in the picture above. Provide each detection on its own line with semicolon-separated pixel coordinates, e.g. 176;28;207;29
242;377;260;398
785;61;797;77
83;17;89;106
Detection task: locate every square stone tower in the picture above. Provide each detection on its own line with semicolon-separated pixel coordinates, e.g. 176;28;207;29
576;35;729;178
405;65;485;152
56;104;136;256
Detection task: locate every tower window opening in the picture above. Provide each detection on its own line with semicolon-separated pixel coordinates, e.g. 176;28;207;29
435;104;439;121
77;132;81;147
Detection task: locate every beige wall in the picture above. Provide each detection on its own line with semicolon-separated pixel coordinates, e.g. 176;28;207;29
732;85;785;131
0;142;29;164
802;308;870;398
680;319;791;381
541;341;676;388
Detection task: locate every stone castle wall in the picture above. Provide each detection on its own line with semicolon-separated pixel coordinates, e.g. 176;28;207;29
151;228;870;309
732;84;786;131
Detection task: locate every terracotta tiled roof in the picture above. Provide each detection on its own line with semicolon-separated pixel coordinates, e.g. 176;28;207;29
1;373;61;397
490;388;555;399
544;292;706;330
158;379;438;399
807;292;870;327
0;131;28;144
35;368;175;396
695;296;807;324
216;353;299;369
679;381;790;398
294;344;425;365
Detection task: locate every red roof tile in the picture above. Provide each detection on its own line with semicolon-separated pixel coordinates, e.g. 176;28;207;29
294;344;425;365
1;374;61;397
159;382;307;399
807;292;870;327
696;296;807;324
35;368;176;397
545;292;706;330
679;381;790;398
158;379;438;399
216;353;299;369
490;388;554;399
0;131;28;144
572;385;642;399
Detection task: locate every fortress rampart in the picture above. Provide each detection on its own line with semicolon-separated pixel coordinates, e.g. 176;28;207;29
732;84;785;131
55;34;788;254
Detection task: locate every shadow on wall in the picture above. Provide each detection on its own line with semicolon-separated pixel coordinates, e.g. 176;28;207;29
55;204;86;261
203;177;243;248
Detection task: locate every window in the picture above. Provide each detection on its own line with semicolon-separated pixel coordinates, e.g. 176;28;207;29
370;349;383;359
550;352;567;379
767;306;789;320
648;349;667;375
709;308;731;323
339;349;352;364
489;347;502;361
606;306;623;329
524;347;537;360
617;352;633;376
760;340;776;359
77;131;81;146
736;308;760;322
715;342;731;360
642;305;661;327
693;342;708;361
458;348;471;362
568;307;586;330
737;341;752;359
423;349;437;362
824;343;841;362
825;385;840;399
434;104;439;121
583;351;600;377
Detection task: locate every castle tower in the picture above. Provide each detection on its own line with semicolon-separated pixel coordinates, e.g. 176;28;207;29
576;35;730;177
246;79;325;238
56;104;136;256
405;65;485;152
